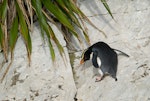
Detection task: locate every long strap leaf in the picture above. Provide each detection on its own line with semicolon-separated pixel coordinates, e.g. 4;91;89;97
16;0;32;64
42;0;82;44
42;0;74;31
9;16;19;57
56;0;90;44
32;0;55;61
0;0;7;24
101;0;114;19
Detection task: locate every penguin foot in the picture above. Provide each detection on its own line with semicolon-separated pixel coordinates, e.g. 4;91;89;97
95;76;102;82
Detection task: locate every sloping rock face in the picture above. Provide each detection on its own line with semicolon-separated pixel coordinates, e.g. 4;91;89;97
74;0;150;101
0;23;76;101
0;0;150;101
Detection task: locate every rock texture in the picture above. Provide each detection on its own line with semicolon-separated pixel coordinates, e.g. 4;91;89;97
0;23;76;101
0;0;150;101
73;0;150;101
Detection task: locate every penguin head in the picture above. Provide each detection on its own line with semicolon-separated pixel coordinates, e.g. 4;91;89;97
80;48;92;64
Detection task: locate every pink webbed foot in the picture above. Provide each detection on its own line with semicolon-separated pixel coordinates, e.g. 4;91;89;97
95;76;103;82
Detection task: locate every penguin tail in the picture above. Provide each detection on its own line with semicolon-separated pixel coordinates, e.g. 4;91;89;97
111;75;117;81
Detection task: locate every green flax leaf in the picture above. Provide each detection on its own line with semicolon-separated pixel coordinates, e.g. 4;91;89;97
56;0;81;28
0;24;8;61
9;16;18;53
0;0;7;24
101;0;114;19
42;0;74;31
68;0;107;38
16;1;32;63
43;0;82;44
48;25;64;56
60;0;90;43
32;0;55;61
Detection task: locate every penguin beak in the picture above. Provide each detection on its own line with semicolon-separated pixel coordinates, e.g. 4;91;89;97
80;59;84;65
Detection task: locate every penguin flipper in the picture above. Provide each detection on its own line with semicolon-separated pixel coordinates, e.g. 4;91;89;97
113;49;129;57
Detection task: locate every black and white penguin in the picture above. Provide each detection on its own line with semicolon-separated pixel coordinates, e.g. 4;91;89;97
80;41;129;82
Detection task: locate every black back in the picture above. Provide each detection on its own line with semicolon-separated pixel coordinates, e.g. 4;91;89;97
90;42;118;77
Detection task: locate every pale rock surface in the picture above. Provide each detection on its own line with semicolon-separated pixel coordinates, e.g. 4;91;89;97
73;0;150;101
0;0;150;101
0;23;76;101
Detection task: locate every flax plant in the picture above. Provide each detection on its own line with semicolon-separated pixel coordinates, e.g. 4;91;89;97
0;0;113;82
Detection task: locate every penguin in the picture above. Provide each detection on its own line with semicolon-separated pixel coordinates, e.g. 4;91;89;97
80;41;129;82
